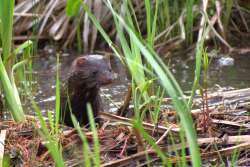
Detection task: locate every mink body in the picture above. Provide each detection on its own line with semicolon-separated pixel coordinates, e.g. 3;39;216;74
60;54;113;127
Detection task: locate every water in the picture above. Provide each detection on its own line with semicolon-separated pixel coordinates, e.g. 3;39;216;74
170;54;250;91
31;50;250;114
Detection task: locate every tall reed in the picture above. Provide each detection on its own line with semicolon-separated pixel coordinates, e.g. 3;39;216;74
0;0;25;122
186;0;194;43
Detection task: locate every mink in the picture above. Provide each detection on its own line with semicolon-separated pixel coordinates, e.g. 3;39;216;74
60;54;113;127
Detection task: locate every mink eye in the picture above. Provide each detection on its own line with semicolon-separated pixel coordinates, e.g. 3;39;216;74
92;71;98;75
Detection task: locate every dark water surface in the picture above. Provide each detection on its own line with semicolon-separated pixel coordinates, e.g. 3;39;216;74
32;50;250;115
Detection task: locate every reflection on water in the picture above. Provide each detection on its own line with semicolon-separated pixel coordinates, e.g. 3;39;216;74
170;54;250;91
32;51;250;114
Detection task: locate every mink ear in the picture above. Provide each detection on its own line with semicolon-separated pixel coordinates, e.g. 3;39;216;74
76;57;87;66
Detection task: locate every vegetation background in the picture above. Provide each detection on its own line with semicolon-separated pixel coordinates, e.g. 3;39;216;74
0;0;250;166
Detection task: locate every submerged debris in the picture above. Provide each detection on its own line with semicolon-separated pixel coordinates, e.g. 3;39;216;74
218;57;235;67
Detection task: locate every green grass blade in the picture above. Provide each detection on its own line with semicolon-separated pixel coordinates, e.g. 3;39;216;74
71;114;92;167
223;0;233;34
11;59;28;91
188;43;202;109
14;40;33;95
48;111;55;135
134;120;171;166
144;0;151;43
0;57;25;122
120;1;149;99
13;40;33;55
31;101;65;167
55;54;60;137
0;0;14;62
186;0;194;43
66;0;81;17
150;0;159;46
144;0;159;46
87;104;101;167
0;0;26;122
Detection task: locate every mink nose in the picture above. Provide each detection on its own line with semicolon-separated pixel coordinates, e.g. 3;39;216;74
99;70;115;85
107;71;116;82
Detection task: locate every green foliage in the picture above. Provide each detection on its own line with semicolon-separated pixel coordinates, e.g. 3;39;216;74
113;1;149;101
71;114;92;167
66;0;83;52
55;54;60;136
87;104;101;166
29;54;65;166
70;104;101;166
158;0;170;32
13;40;33;97
0;58;25;122
144;0;159;46
188;44;202;109
75;0;202;165
2;155;10;167
66;0;82;17
0;0;32;122
0;0;14;62
186;0;194;43
80;0;201;166
13;40;33;56
223;0;233;32
0;0;241;166
31;99;65;167
133;120;171;166
150;86;165;124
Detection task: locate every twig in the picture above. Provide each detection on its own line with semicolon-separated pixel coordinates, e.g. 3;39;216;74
211;119;250;129
102;149;156;167
201;142;250;159
117;85;132;116
119;134;131;157
198;135;250;145
13;35;48;41
0;130;7;166
99;112;180;133
134;127;145;152
155;125;174;145
14;12;41;17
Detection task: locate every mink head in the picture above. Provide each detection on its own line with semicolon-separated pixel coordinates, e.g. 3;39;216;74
69;54;113;87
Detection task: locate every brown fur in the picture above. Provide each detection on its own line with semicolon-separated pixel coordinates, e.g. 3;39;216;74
60;55;113;127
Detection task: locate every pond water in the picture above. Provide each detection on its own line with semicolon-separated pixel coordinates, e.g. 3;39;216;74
31;49;250;115
171;53;250;91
